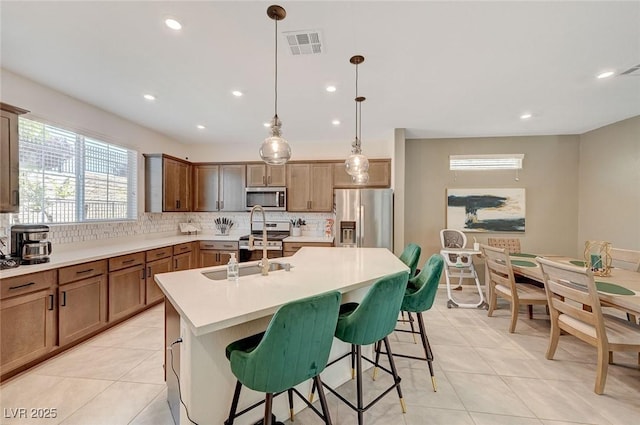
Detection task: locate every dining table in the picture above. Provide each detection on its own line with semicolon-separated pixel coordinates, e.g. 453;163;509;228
508;253;640;317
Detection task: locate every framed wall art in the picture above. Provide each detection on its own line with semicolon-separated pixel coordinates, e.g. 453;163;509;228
446;188;526;232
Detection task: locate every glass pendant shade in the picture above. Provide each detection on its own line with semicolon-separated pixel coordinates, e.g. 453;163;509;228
345;150;369;176
352;171;369;185
260;115;291;165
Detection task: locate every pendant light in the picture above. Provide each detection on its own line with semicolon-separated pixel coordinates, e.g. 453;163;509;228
260;5;291;165
345;55;369;183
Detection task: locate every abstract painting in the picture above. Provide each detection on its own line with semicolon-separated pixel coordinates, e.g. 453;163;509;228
446;188;525;232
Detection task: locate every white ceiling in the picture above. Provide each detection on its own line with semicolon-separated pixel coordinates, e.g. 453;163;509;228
1;1;639;147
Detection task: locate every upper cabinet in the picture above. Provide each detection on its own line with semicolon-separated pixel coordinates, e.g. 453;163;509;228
333;159;391;188
246;164;286;187
193;164;246;212
0;103;29;213
144;154;191;212
287;163;333;212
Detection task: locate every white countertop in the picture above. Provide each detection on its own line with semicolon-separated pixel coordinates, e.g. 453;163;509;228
283;235;334;243
155;247;408;337
0;233;242;279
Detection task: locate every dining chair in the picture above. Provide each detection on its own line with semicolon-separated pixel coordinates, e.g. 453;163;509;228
482;244;547;333
537;257;640;394
487;238;521;254
610;247;640;272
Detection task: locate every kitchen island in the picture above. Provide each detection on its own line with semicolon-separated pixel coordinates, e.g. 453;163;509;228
155;247;409;425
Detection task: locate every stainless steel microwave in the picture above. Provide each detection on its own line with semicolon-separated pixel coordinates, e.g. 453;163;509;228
244;187;287;211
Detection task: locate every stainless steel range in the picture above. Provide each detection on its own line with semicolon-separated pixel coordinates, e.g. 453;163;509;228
238;221;289;262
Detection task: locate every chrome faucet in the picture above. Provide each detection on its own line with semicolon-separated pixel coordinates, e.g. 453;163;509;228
248;205;269;276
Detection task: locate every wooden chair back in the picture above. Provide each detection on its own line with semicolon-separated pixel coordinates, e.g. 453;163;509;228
536;257;606;348
481;244;518;301
487;238;521;254
610;248;640;272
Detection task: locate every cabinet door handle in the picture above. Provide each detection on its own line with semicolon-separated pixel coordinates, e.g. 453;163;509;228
9;281;35;290
220;200;224;210
48;294;54;311
11;190;19;206
268;175;271;185
174;259;178;268
61;291;67;307
263;175;266;185
141;269;146;280
216;201;219;210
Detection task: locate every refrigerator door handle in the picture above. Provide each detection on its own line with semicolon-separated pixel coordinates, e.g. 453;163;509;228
359;205;365;247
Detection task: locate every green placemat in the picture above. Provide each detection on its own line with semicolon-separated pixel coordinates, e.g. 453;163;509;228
510;253;537;258
595;281;635;296
570;260;586;267
511;260;537;267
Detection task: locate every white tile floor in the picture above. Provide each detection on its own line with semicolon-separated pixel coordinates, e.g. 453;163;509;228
1;288;639;425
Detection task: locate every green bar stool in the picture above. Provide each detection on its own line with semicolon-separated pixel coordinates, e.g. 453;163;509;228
224;290;342;425
312;271;409;425
375;254;444;392
398;243;422;341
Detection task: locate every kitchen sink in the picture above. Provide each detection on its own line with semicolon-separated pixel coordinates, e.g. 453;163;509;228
202;262;292;280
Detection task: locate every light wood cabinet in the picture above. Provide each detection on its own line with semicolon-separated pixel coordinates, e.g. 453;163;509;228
198;241;239;267
193;164;246;211
333;159;391;188
108;253;146;322
145;248;173;304
283;241;333;257
144;154;191;212
287;163;333;212
57;260;108;346
173;243;195;271
0;103;29;213
0;270;56;377
246;164;286;187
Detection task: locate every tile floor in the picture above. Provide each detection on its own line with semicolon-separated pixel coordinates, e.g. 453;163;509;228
1;288;639;425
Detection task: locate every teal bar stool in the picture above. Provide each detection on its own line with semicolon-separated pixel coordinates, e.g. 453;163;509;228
398;243;422;341
312;271;409;425
399;243;421;278
224;290;342;425
375;254;444;392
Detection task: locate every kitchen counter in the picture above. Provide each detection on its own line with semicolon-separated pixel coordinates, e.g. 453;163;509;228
283;235;334;243
157;247;408;425
0;233;243;279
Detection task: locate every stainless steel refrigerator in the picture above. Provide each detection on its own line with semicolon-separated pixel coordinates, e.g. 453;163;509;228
334;189;393;249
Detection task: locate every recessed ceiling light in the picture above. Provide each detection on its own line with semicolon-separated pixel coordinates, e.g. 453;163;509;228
596;70;615;79
143;94;156;101
263;122;271;128
332;120;341;126
165;18;182;30
326;86;337;93
520;113;532;120
197;125;205;130
232;90;243;97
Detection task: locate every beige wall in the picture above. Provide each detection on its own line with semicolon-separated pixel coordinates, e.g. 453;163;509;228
404;135;580;267
578;116;640;251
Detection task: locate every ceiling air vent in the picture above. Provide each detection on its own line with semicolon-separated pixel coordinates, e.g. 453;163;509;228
620;64;640;76
283;29;323;55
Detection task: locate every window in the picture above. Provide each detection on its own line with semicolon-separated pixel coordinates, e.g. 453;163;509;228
17;117;137;224
449;154;524;171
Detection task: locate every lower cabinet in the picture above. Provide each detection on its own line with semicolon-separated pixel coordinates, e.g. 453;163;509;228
58;260;108;346
145;247;173;305
108;253;146;322
0;270;57;378
283;241;334;257
173;242;195;271
199;241;239;267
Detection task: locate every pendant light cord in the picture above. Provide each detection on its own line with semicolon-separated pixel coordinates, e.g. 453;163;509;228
274;17;278;117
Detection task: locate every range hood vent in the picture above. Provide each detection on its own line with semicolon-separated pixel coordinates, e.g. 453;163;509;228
283;29;323;55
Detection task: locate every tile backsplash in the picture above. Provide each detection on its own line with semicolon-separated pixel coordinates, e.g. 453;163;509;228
0;211;333;248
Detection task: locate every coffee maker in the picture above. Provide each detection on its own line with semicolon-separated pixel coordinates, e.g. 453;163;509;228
11;224;52;265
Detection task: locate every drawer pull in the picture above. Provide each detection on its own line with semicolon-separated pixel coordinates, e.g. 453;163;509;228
9;282;36;290
223;244;234;248
155;252;166;257
76;268;94;275
122;259;136;264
